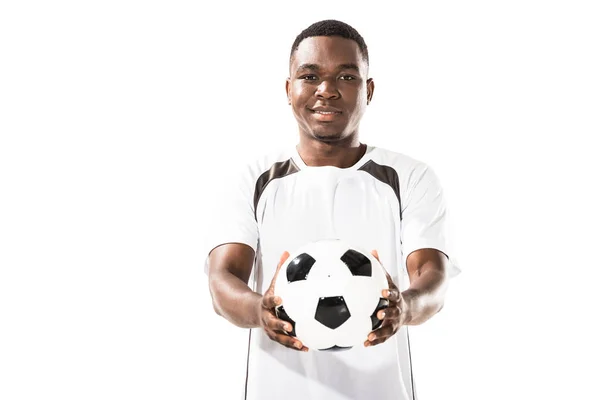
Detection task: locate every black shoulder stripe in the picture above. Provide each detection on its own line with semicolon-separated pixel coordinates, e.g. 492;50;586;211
358;160;402;220
253;158;300;220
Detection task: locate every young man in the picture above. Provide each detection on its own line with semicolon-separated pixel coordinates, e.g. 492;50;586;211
206;19;459;400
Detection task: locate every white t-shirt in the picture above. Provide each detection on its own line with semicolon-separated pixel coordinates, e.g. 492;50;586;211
205;144;460;400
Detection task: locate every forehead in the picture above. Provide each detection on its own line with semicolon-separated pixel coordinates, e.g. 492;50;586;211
291;36;367;74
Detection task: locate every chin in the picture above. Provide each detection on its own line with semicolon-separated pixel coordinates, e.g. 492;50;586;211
313;132;344;142
313;134;344;143
310;129;345;142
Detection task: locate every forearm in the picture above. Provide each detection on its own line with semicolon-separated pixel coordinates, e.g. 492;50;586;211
209;269;262;328
402;267;448;325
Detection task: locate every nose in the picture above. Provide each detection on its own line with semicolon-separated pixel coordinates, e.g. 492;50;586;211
315;79;339;99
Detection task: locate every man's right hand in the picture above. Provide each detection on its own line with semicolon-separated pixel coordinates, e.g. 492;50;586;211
257;251;308;352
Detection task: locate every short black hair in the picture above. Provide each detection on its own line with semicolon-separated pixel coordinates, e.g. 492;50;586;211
290;20;369;65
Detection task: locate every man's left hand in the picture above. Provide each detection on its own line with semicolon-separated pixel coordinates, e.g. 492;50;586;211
364;249;412;347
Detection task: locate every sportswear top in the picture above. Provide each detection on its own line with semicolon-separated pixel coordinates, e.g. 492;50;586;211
204;144;460;400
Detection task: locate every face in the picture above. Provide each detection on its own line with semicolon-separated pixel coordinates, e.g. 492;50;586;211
286;36;374;143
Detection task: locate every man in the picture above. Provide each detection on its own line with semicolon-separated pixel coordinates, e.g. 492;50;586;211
205;19;459;400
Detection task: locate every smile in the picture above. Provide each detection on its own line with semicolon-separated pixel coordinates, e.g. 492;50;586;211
312;110;340;115
309;107;342;115
309;108;343;122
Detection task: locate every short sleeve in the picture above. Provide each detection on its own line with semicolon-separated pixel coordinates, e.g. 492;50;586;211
400;164;461;277
202;164;259;274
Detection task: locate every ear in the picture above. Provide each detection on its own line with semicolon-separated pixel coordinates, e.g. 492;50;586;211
285;78;291;105
366;78;375;105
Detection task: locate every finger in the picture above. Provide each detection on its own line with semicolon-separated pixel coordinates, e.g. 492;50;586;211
277;251;290;269
382;288;400;302
267;251;291;292
380;267;399;289
262;294;282;309
267;330;307;351
264;311;293;333
370;249;380;262
377;263;399;298
377;305;400;321
365;336;390;347
367;323;396;343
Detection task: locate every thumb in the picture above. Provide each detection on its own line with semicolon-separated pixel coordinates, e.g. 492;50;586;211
267;251;290;293
371;249;395;289
371;249;380;262
277;251;290;270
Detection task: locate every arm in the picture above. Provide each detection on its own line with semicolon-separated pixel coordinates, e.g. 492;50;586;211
365;247;449;346
401;247;449;325
207;242;261;328
366;164;455;346
208;243;307;350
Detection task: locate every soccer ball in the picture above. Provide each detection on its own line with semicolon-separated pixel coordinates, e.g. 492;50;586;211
273;239;389;351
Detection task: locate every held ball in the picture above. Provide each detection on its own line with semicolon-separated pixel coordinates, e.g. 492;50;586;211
273;239;389;351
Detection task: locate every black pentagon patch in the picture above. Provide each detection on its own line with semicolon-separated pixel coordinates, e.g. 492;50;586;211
340;249;372;277
275;305;296;337
286;253;316;283
370;298;389;330
315;296;350;329
319;345;353;352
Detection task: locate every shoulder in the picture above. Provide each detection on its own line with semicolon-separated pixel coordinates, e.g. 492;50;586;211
240;146;296;179
367;146;432;182
366;147;447;208
227;146;297;190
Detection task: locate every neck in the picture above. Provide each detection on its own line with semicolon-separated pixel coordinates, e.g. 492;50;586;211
296;135;366;168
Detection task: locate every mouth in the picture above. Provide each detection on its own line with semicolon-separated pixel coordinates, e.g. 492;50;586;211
311;110;341;115
308;107;342;121
309;107;342;115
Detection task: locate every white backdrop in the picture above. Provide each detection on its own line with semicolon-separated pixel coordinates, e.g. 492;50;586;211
1;1;599;399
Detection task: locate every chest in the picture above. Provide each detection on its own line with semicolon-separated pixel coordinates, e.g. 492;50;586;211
256;169;402;265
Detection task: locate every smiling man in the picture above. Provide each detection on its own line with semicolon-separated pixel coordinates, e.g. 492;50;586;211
206;20;459;400
288;34;372;147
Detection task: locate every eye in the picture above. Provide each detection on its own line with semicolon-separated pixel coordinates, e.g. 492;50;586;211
340;75;356;81
299;75;318;81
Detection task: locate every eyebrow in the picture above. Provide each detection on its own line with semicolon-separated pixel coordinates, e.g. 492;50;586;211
296;63;361;74
337;63;360;72
296;63;320;73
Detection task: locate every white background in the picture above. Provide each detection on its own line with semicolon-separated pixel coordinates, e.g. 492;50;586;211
1;1;599;399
